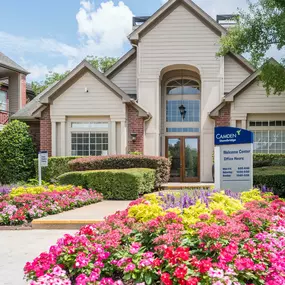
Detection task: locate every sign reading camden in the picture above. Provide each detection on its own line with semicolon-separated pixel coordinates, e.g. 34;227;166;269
214;127;254;192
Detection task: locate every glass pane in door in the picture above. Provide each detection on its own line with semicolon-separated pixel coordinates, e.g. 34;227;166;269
184;138;198;179
167;138;181;181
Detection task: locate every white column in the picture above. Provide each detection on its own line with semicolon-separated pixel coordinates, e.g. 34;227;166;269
121;120;127;154
109;121;116;155
51;121;57;156
241;120;247;129
60;121;66;156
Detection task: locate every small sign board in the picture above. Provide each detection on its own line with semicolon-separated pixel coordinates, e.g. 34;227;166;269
39;151;48;167
214;127;254;192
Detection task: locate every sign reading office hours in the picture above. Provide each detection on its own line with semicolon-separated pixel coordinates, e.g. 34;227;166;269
214;127;254;193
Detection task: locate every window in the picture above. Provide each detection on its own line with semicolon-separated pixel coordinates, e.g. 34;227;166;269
71;122;109;129
166;79;200;95
71;132;108;156
249;120;285;154
71;121;109;156
166;100;200;122
0;91;7;111
166;128;200;133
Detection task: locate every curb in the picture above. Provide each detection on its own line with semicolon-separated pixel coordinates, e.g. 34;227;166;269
32;219;102;230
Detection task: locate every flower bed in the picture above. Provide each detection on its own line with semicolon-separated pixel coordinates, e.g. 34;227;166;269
0;187;103;225
24;189;285;285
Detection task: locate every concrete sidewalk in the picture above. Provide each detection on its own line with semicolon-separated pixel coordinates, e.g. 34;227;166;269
32;200;132;229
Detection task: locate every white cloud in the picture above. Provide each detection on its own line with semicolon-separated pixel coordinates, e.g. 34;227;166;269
0;1;133;81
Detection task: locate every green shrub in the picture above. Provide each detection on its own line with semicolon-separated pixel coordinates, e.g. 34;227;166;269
34;156;79;182
0;120;36;184
253;166;285;197
58;168;156;200
253;154;285;168
69;155;170;187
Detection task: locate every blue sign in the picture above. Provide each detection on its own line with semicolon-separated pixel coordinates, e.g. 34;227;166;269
215;127;253;146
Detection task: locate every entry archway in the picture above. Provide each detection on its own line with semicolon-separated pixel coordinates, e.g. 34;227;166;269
160;66;201;182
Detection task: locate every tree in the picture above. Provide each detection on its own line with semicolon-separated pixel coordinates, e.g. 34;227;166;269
0;120;36;184
86;56;119;73
218;0;285;95
31;71;70;95
31;56;118;95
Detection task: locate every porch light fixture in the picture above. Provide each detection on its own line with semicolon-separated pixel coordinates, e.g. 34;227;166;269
131;133;137;142
179;104;186;120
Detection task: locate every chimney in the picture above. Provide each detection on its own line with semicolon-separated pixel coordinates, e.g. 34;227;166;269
132;16;150;31
216;14;238;30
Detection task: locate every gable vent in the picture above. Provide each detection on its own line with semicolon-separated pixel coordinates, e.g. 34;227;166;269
216;14;237;29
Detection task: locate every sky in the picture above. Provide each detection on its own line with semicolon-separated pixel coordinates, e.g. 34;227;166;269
0;0;258;82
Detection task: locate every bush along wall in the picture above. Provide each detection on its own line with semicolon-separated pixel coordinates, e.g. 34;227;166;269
58;168;156;200
34;157;79;182
69;155;171;187
253;166;285;198
253;153;285;168
0;120;36;184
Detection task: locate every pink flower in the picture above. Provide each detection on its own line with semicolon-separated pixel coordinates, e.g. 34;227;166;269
124;263;136;272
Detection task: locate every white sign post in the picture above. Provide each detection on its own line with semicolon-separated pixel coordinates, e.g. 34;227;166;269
214;127;254;192
38;151;48;186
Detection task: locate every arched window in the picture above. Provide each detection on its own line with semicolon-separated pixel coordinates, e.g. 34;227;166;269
166;79;200;95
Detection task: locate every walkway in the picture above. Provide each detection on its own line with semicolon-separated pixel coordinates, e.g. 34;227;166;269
0;230;77;285
160;182;214;190
32;200;132;229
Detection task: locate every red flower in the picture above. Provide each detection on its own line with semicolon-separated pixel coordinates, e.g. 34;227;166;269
174;264;188;279
161;273;172;285
176;247;190;261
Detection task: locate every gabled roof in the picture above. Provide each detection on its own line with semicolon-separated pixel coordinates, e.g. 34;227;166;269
40;60;132;104
209;58;278;116
128;0;227;43
105;48;136;78
14;60;150;119
0;52;29;75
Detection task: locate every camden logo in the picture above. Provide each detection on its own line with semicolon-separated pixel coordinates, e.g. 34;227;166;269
216;130;241;141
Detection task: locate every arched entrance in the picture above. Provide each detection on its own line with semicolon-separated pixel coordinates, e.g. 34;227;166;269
160;66;201;182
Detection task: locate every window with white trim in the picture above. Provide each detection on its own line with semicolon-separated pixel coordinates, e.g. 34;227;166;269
71;122;109;156
165;78;201;132
249;120;285;153
0;90;7;111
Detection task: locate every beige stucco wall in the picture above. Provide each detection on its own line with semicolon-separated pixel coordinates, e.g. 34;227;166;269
224;55;250;93
111;58;137;94
50;71;127;156
137;4;223;182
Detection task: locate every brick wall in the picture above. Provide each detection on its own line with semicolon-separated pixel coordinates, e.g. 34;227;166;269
215;103;231;127
127;105;144;153
40;106;52;154
21;74;27;108
27;121;40;152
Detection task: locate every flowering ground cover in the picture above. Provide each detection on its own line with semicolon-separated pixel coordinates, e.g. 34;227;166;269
24;188;285;285
0;187;103;225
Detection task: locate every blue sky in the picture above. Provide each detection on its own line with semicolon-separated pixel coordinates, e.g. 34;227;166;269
0;0;254;82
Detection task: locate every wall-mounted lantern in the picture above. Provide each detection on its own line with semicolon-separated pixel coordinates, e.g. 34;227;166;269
179;104;186;120
131;133;137;142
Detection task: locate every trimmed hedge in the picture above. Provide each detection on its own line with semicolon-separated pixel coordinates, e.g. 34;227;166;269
34;157;79;182
58;168;156;200
69;155;171;187
0;120;36;184
254;166;285;198
253;154;285;168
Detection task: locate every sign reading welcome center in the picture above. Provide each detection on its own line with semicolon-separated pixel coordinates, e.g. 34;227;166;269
214;127;254;192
